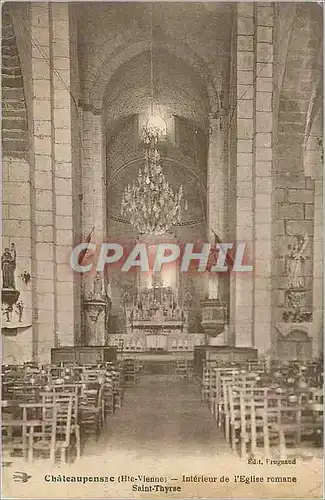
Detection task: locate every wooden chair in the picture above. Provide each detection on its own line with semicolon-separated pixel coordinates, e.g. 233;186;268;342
79;384;104;439
308;387;323;445
40;392;80;460
81;369;101;384
19;403;57;463
201;367;211;401
2;400;29;462
175;359;192;379
111;368;123;412
214;370;241;426
123;359;140;386
227;383;242;451
8;384;40;404
53;395;73;463
103;382;114;416
247;388;271;458
20;399;73;464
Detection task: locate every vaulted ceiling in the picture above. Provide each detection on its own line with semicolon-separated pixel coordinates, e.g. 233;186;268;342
102;49;210;133
275;3;323;174
76;2;234;113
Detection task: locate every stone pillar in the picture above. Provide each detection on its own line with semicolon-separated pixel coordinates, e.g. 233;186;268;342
304;109;323;357
30;3;78;361
51;3;76;347
81;110;106;336
253;3;274;354
83;298;107;346
31;3;56;363
81;111;105;240
207;112;228;298
231;3;255;347
207;113;226;242
229;3;274;352
207;115;220;300
92;115;106;244
205;112;228;342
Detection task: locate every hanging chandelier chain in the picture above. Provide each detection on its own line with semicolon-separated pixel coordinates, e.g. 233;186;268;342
120;2;188;236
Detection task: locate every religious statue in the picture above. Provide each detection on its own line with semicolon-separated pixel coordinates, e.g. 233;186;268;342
122;290;131;308
286;234;309;289
2;303;11;322
15;300;24;322
93;271;103;299
2;243;16;289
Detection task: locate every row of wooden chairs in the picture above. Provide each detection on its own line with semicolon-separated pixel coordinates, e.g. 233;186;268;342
175;359;193;379
3;396;75;463
2;362;126;464
122;358;140;385
200;361;323;459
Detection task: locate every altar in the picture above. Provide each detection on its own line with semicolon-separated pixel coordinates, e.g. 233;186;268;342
126;286;189;332
107;284;205;353
146;334;167;350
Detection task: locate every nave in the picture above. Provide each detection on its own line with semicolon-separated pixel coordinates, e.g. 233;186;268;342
87;375;231;459
2;361;323;499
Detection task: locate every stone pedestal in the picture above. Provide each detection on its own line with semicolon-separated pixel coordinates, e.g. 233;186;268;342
2;288;20;324
83;298;107;346
283;288;312;323
201;299;227;344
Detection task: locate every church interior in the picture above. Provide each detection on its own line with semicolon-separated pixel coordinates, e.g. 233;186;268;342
1;1;324;480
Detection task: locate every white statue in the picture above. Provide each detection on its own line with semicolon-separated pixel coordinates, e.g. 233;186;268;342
287;234;309;289
93;272;104;299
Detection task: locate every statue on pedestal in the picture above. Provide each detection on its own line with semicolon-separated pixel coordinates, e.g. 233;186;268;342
283;234;312;323
2;243;21;325
2;243;16;289
286;234;308;289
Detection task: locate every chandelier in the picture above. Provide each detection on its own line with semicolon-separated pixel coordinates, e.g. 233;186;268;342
120;3;188;236
121;127;188;235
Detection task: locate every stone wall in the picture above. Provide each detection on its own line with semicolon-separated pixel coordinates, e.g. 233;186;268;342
2;5;33;363
3;3;81;363
274;175;315;324
1;5;29;159
272;2;323;359
2;3;322;361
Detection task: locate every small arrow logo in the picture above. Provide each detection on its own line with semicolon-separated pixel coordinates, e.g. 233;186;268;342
13;471;32;483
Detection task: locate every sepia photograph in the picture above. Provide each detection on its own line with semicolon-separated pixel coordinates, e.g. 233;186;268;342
1;1;324;498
